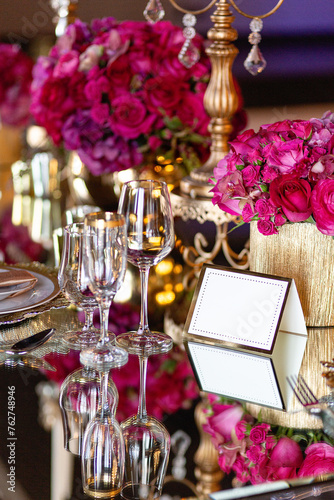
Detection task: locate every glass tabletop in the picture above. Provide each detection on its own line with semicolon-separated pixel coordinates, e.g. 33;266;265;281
1;306;334;500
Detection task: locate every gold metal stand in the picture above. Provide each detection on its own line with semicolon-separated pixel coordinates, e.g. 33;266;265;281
180;0;239;198
194;397;224;495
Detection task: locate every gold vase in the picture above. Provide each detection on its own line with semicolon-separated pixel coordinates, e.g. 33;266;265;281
246;222;334;428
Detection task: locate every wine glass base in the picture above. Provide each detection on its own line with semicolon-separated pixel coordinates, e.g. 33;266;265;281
60;328;106;351
80;341;128;371
121;483;161;500
116;331;173;356
83;480;122;499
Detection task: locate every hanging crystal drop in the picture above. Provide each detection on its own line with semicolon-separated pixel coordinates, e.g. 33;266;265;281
178;39;200;68
244;17;266;75
244;44;267;75
143;0;165;23
178;13;199;68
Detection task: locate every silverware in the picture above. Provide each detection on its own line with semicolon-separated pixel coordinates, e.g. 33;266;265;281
7;328;55;354
287;374;334;439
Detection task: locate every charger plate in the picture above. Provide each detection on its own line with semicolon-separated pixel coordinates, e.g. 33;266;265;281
0;262;68;325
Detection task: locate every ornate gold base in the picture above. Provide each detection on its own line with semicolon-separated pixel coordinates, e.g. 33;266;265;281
180;175;213;199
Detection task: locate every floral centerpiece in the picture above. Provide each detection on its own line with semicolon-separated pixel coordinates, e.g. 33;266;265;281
0;44;34;127
0;209;45;263
44;302;199;421
30;17;246;176
210;111;334;236
204;395;334;487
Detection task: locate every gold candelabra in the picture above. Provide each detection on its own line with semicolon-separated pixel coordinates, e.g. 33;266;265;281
165;0;284;198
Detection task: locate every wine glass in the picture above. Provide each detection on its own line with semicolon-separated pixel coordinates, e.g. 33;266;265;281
58;222;104;350
116;180;174;356
59;365;118;456
81;348;128;498
65;205;101;225
120;354;170;500
80;211;128;371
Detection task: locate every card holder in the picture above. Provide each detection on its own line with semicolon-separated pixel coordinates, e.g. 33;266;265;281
183;264;308;410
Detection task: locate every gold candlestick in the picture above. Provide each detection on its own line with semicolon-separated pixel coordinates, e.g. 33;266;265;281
181;0;239;197
169;0;284;198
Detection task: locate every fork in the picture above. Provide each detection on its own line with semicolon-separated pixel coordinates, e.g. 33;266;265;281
287;374;334;439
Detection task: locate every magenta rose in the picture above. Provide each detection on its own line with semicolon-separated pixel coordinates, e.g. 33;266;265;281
249;423;270;444
54;50;79;78
266;139;307;175
232;456;251;484
144;76;187;114
269;174;312;222
85;73;110;102
257;219;278;236
242;164;261;187
298;442;334;478
230;129;262;156
246;444;266;465
255;199;275;218
311;178;334;235
109;94;156;139
242;203;255;223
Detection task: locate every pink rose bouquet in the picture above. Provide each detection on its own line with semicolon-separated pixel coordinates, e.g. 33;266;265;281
30;17;246;176
0;43;34;127
204;395;334;486
211;111;334;236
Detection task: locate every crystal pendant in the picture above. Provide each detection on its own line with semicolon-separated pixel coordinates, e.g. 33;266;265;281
178;13;199;69
143;0;165;23
244;44;267;76
178;40;200;69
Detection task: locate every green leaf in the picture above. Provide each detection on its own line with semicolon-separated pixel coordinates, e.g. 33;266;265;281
159;359;177;374
163;115;183;131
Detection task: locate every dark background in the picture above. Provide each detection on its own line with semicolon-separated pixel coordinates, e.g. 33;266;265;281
0;0;333;108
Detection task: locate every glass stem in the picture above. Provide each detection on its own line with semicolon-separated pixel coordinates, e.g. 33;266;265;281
99;298;111;345
83;309;94;333
99;369;110;416
137;355;148;420
139;266;150;335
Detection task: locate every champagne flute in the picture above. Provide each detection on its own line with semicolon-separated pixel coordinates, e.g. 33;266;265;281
58;222;103;350
81;349;128;498
116;180;174;356
80;211;128;371
120;354;170;500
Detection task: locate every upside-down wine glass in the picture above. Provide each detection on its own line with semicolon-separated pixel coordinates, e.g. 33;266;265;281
120;353;170;500
80;348;128;498
59;364;118;456
80;211;128;371
116;179;175;356
58;223;103;350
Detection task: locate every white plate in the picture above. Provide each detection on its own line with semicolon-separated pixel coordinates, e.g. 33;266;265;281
0;266;60;315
